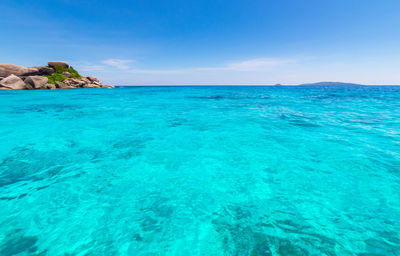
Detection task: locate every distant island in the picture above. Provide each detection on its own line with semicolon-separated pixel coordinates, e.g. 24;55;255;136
0;61;114;90
298;81;364;87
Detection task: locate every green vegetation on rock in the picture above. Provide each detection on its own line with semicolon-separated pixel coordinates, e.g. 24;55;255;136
67;66;82;78
44;65;82;84
44;73;68;84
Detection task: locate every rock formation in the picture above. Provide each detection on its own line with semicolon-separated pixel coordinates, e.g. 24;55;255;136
48;61;69;68
0;64;39;77
24;76;49;89
0;74;27;90
0;61;114;90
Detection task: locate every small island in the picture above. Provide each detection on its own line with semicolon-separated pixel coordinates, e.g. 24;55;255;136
0;61;114;90
298;81;364;87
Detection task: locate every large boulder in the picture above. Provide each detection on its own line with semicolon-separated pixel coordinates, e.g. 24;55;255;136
48;61;69;68
0;64;39;77
33;66;55;75
0;74;29;90
101;85;115;88
25;76;49;89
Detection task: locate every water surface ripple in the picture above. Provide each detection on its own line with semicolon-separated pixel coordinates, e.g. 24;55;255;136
0;86;400;255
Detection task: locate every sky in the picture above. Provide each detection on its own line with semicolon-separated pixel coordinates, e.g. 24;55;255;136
1;0;400;85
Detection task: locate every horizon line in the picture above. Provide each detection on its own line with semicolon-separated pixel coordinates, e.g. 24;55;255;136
113;84;400;87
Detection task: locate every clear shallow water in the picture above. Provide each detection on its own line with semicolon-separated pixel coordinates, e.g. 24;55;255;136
0;86;400;255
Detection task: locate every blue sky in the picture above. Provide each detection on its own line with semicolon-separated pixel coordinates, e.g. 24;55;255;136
1;0;400;85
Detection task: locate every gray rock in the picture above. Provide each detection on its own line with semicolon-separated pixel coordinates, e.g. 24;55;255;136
0;74;29;90
25;76;49;89
63;78;80;87
82;83;100;88
55;81;73;89
24;82;34;90
62;72;72;78
63;77;93;88
46;83;56;89
33;66;55;75
0;64;39;77
48;61;69;68
79;77;91;84
87;76;99;82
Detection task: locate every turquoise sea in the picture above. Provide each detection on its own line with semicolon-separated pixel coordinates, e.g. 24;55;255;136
0;86;400;255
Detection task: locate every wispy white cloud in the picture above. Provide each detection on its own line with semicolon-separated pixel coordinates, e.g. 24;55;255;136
196;58;295;72
80;65;106;72
81;59;134;72
79;57;295;75
124;58;295;74
101;59;134;69
127;68;187;74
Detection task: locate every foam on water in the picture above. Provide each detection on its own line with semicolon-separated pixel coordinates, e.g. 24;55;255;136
0;86;400;255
